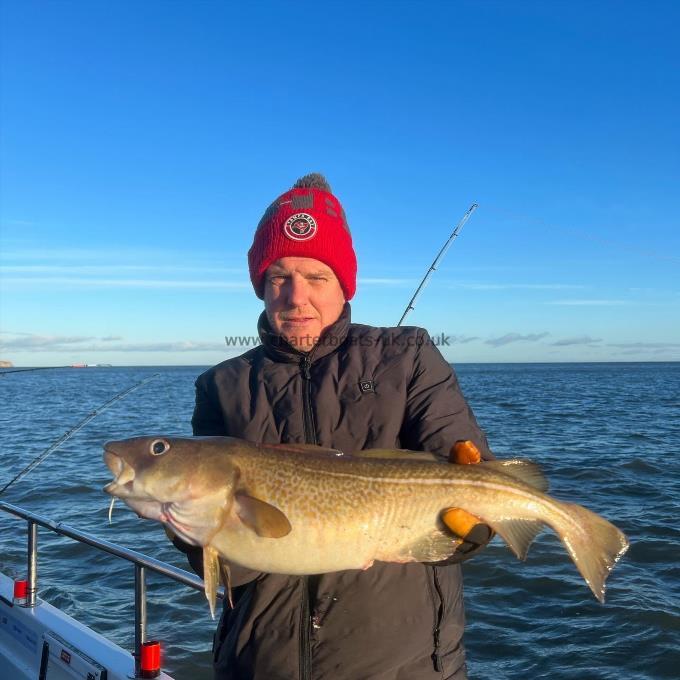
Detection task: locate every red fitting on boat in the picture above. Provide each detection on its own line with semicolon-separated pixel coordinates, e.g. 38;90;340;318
140;640;161;678
13;579;28;603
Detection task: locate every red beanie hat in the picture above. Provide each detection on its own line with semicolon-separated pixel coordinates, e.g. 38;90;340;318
248;173;357;300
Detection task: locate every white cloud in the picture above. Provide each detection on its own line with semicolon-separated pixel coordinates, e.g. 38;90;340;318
0;277;251;290
0;265;246;275
0;247;155;261
0;246;246;281
0;247;252;291
449;282;586;291
551;335;602;346
358;278;416;286
607;342;680;349
451;335;479;344
85;341;227;352
0;334;97;350
547;299;629;306
0;333;227;353
485;332;550;347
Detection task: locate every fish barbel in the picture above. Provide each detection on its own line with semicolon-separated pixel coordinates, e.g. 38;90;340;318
103;436;629;617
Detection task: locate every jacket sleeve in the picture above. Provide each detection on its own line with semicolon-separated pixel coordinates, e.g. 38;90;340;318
400;330;494;563
400;330;493;461
169;373;262;587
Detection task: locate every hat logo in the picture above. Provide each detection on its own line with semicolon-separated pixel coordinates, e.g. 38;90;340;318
284;213;317;241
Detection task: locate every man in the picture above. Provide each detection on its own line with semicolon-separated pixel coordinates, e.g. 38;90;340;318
172;173;493;679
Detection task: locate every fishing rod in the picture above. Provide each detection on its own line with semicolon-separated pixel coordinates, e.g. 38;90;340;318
0;373;160;496
397;203;478;326
0;366;72;376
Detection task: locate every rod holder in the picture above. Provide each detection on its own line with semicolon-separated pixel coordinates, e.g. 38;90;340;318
27;520;37;607
134;564;147;677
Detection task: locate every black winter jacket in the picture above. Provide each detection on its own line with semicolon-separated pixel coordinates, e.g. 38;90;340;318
181;304;492;680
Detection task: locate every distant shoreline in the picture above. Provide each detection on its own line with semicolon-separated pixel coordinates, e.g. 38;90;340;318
2;360;679;370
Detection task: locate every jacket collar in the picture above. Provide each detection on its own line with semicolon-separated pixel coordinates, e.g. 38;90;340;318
257;303;351;364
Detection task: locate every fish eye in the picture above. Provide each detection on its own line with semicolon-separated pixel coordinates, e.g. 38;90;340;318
150;439;170;456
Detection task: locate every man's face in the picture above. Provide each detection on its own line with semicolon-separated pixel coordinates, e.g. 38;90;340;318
264;257;345;352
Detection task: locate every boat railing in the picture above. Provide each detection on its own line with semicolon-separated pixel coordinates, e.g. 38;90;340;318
0;500;223;677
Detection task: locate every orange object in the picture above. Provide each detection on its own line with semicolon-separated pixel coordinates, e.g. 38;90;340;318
441;507;481;538
449;440;482;465
444;441;483;537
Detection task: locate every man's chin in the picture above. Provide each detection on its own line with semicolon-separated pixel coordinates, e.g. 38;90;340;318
280;328;321;350
286;337;317;352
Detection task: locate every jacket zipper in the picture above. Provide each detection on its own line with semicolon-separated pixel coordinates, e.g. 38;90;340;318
299;353;316;680
299;581;311;680
429;566;444;674
300;355;316;446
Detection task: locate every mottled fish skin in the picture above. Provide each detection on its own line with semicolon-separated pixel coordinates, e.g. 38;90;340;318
103;436;629;607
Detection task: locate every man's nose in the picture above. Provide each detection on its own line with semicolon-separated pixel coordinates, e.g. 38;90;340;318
287;275;309;307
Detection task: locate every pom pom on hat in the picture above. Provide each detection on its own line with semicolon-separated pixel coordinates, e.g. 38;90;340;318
293;172;333;192
248;173;357;300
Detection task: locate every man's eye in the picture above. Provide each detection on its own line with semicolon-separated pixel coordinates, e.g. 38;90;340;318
270;276;286;284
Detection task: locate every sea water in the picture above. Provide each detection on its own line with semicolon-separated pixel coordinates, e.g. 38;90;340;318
0;363;678;679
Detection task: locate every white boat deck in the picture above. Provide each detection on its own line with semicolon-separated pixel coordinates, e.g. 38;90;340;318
0;572;174;679
0;500;213;679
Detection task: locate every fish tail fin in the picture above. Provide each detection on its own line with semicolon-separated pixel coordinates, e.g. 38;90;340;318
554;502;629;603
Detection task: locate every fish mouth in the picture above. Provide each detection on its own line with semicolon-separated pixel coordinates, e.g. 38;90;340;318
103;447;136;496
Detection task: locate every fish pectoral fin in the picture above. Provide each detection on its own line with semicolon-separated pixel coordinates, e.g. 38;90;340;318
483;459;549;492
486;518;543;560
356;449;440;462
394;527;462;564
235;492;292;538
203;546;220;620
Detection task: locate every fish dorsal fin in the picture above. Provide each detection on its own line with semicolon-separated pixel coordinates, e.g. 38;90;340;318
263;442;345;457
264;443;439;462
202;545;220;620
235;492;292;538
483;459;548;492
355;449;440;462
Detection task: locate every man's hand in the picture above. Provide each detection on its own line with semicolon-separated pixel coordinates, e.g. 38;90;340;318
441;440;493;555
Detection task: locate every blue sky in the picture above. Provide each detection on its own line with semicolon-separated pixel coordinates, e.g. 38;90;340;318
1;0;678;365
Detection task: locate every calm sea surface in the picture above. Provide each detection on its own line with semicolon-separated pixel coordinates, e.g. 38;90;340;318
0;363;678;679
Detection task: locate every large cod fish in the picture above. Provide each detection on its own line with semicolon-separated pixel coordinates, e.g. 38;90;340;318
103;436;629;617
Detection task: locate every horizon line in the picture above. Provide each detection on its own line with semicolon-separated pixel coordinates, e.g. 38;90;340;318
2;359;679;370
